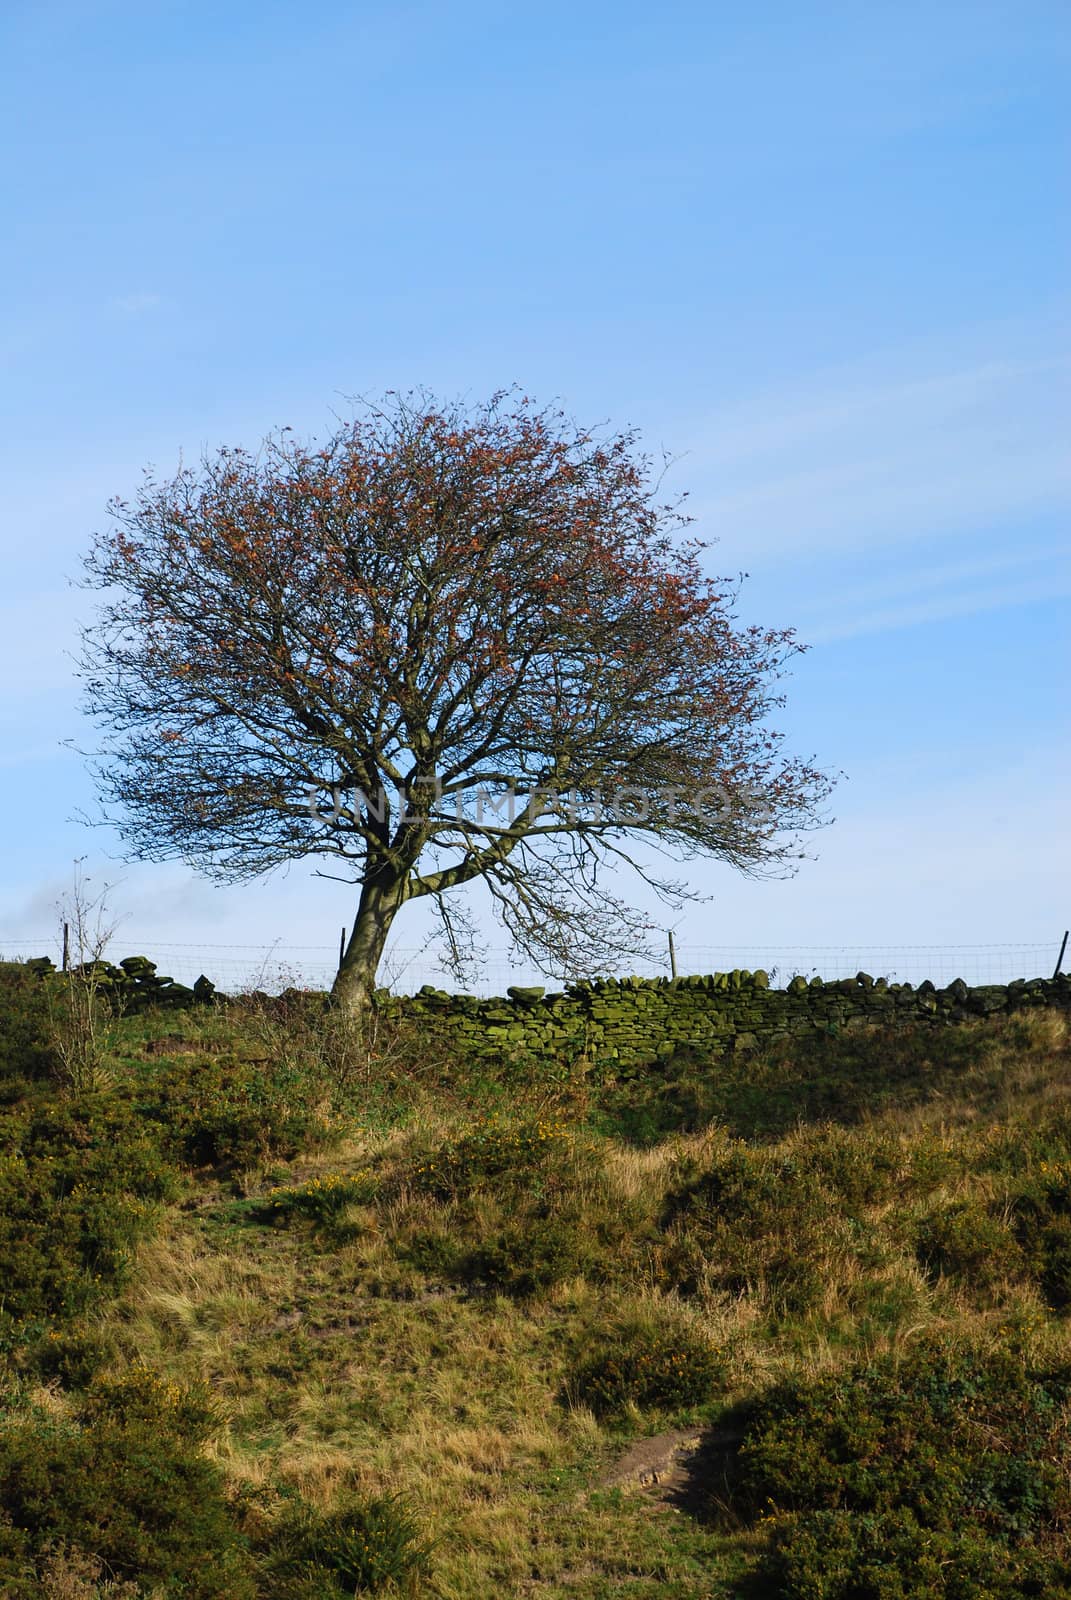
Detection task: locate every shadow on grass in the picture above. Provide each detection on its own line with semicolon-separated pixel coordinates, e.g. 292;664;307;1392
596;1020;1036;1143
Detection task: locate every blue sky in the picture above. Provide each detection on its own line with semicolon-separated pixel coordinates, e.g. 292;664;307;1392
1;1;1068;989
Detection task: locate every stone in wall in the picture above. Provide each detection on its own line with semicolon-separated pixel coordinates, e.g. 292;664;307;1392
378;969;1071;1069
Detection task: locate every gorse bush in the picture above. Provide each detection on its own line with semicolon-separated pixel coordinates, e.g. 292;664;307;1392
565;1316;725;1419
133;1052;333;1169
755;1507;1071;1600
456;1203;617;1297
407;1117;655;1298
267;1494;431;1596
908;1161;1071;1311
660;1139;871;1315
0;972;440;1597
0;1387;257;1598
667;1142;826;1225
1010;1160;1071;1311
401;1127;636;1298
399;1114;597;1201
79;1364;222;1441
915;1198;1026;1293
264;1169;382;1228
737;1339;1071;1541
0;961;59;1086
30;1321;115;1390
0;1094;171;1331
256;1113;650;1300
786;1123;906;1209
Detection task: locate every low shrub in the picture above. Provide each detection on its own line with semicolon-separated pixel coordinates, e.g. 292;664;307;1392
915;1199;1026;1292
134;1053;332;1169
29;1321;115;1389
660;1141;865;1315
263;1169;382;1228
0;1385;256;1598
399;1115;596;1201
736;1339;1071;1545
659;1021;1011;1140
0;1095;172;1331
754;1506;1071;1600
457;1205;610;1297
79;1364;222;1440
666;1143;826;1228
788;1124;906;1209
25;1543;147;1597
1010;1161;1071;1310
396;1179;647;1302
593;1064;726;1145
266;1493;431;1596
565;1316;725;1419
0;961;58;1085
1035;1215;1071;1312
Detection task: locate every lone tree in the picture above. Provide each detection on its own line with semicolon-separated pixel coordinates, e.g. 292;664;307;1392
81;391;831;1011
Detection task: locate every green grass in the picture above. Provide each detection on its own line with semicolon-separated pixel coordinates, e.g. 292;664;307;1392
3;963;1071;1595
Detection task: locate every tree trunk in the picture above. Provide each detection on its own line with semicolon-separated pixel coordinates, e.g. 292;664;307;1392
331;869;407;1014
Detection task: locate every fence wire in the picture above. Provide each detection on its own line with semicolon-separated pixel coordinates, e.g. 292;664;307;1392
0;935;1063;995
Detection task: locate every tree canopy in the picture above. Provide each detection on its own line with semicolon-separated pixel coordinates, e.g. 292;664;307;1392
81;391;832;1008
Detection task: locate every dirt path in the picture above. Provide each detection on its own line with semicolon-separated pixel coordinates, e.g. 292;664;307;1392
602;1425;744;1521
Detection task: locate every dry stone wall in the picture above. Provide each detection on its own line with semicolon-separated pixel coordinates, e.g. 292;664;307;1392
377;969;1071;1069
24;955;215;1011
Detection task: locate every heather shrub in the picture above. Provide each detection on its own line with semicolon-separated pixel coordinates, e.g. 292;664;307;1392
1020;1107;1071;1167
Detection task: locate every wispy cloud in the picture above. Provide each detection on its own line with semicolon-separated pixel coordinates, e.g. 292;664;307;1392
807;568;1071;644
793;542;1071;642
684;339;1071;561
110;291;163;316
673;744;1071;948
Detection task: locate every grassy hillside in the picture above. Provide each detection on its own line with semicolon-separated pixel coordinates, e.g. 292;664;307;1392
3;962;1071;1597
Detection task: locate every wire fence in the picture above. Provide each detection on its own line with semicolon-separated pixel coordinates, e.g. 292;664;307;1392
0;935;1064;995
